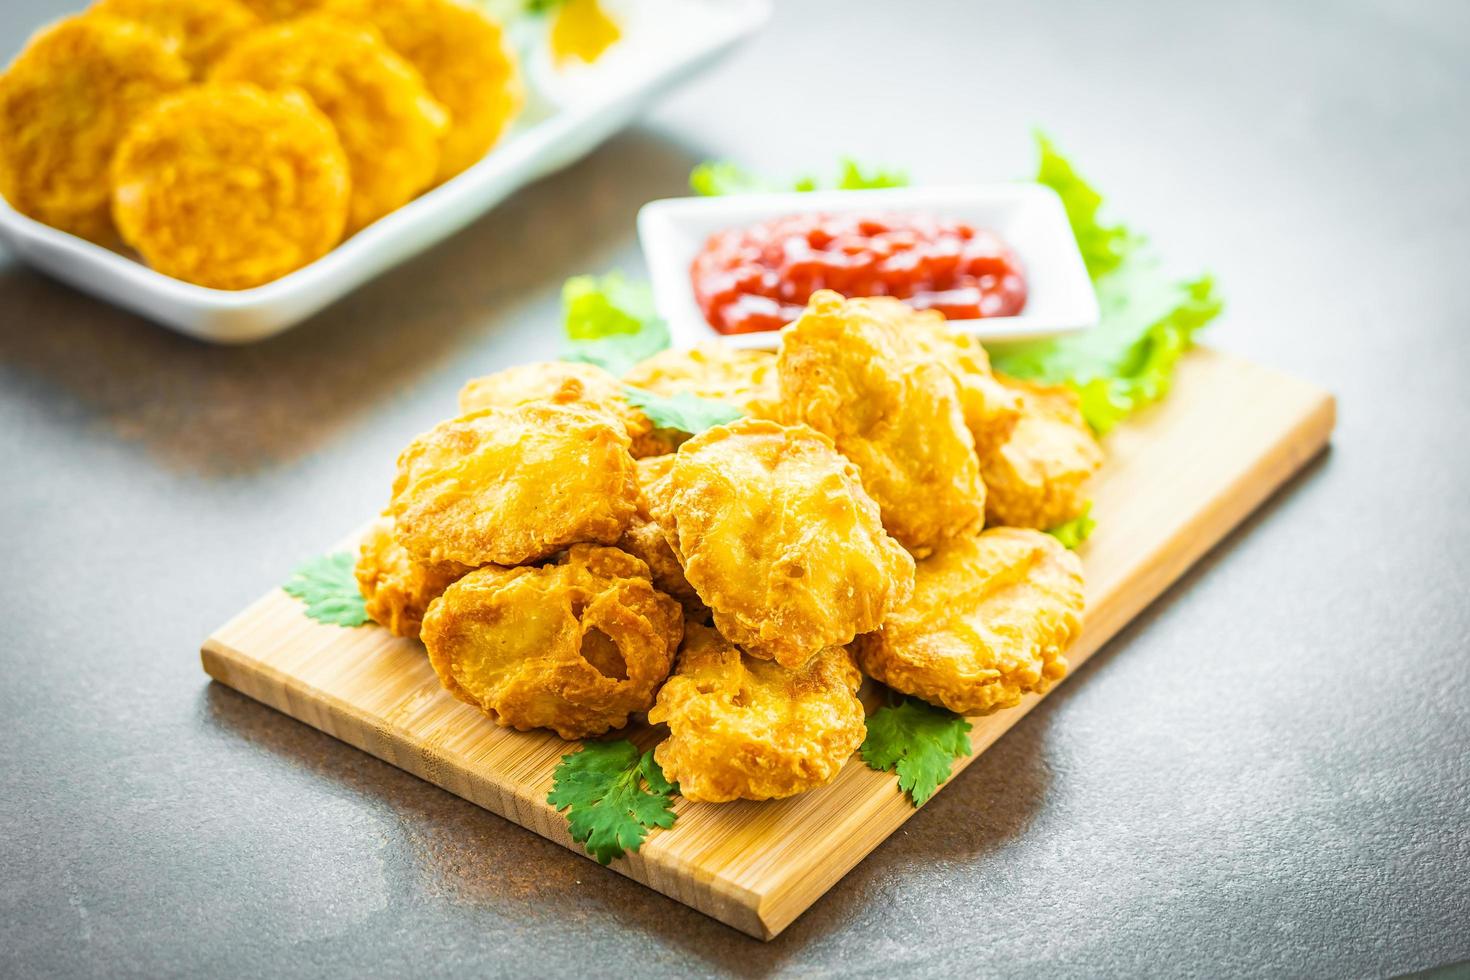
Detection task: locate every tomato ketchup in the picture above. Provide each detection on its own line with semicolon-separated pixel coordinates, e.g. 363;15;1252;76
690;212;1027;335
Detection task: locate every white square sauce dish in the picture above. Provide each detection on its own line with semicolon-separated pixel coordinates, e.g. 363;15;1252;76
637;183;1098;350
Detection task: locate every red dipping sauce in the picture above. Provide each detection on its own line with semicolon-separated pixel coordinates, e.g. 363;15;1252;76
690;212;1027;335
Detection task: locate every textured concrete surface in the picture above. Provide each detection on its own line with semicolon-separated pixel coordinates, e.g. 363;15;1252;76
1;0;1467;977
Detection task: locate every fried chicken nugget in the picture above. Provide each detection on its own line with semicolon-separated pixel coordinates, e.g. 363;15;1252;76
211;15;447;232
648;622;865;802
320;0;521;182
354;514;473;639
778;291;987;558
0;15;188;242
457;361;667;459
390;401;638;567
90;0;259;76
981;376;1104;530
235;0;321;20
421;544;682;739
648;418;914;669
111;84;350;289
855;528;1084;715
616;455;703;612
622;344;782;421
910;320;1024;457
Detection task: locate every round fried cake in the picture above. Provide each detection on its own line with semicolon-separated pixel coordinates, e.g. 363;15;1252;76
211;15;446;232
111;83;350;289
0;15;188;241
320;0;521;181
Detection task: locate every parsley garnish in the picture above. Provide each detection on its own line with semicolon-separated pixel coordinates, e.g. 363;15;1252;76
689;157;908;196
547;740;678;864
558;272;670;375
622;386;742;436
1046;501;1096;550
860;697;973;807
282;552;369;627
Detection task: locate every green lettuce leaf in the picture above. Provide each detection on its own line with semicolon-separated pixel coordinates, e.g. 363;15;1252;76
690;157;908;196
991;135;1224;434
558;272;670;375
1046;501;1096;550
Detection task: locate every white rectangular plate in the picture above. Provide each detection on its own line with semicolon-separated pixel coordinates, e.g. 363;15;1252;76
638;183;1100;350
0;0;770;344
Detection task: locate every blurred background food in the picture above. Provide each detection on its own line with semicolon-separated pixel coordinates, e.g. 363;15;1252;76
0;0;605;288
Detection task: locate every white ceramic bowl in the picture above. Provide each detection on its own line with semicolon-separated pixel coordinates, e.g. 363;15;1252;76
0;0;770;344
637;183;1099;350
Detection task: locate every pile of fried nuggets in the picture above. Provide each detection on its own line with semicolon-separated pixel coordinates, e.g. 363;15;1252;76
357;291;1104;803
0;0;521;288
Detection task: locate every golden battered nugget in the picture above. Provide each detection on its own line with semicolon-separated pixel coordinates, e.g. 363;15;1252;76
622;344;781;421
910;319;1024;458
0;15;188;242
90;0;259;75
616;455;702;612
981;376;1104;530
320;0;521;181
778;291;987;558
422;544;682;739
233;0;321;21
211;15;446;232
111;84;350;289
457;361;668;458
354;515;472;639
649;623;865;802
390;402;638;567
855;528;1085;715
648;418;914;669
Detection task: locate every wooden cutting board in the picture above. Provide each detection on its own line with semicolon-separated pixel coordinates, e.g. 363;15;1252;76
200;347;1334;940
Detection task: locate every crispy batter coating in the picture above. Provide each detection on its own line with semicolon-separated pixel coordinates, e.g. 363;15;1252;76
0;15;188;242
648;622;865;802
211;15;447;232
909;320;1024;457
778;291;987;558
622;344;782;421
421;544;682;739
648;418;914;669
235;0;321;20
90;0;260;76
319;0;521;182
390;402;638;567
855;528;1084;715
617;455;703;612
355;514;472;639
981;376;1104;530
111;83;350;289
457;361;667;458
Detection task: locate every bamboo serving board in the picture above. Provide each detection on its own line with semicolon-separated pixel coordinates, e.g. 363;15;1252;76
201;347;1335;940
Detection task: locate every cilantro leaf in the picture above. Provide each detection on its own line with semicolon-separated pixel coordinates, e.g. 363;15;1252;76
558;272;671;375
689;157;908;196
547;740;678;864
1046;501;1096;549
860;697;973;807
282;552;369;627
991;134;1224;434
621;386;742;436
